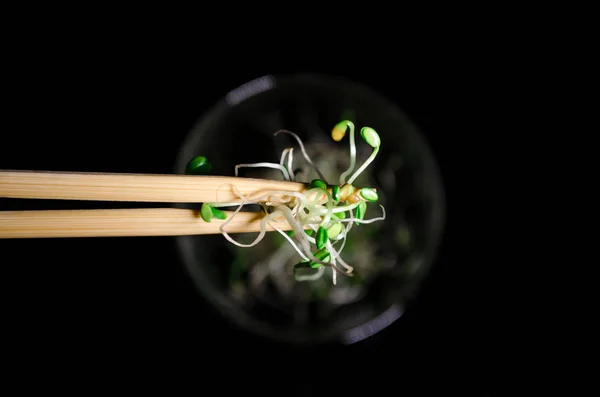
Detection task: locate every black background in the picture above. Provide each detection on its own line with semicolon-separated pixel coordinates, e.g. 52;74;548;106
0;40;504;394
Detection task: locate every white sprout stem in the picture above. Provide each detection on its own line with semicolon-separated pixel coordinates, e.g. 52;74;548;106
305;188;333;226
287;148;295;181
233;190;308;208
235;162;290;181
332;230;347;250
347;146;380;185
314;201;361;216
218;200;247;230
329;209;356;273
275;204;347;274
289;201;301;217
339;121;356;185
220;208;280;248
216;183;249;206
274;130;328;184
327;240;353;273
330;247;353;273
303;231;316;245
208;190;305;212
228;185;302;214
279;148;295;181
298;224;318;245
330;205;386;224
331;256;337;285
210;202;246;208
346;208;355;234
326;228;345;256
331;207;355;247
216;188;295;236
275;204;314;253
213;188;306;218
279;148;291;168
272;224;309;261
334;202;361;212
210;197;301;209
297;200;360;222
332;206;355;243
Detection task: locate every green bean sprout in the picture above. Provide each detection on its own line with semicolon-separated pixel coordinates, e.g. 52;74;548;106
185;120;386;285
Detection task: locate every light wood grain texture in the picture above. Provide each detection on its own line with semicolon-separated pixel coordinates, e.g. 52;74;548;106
0;170;306;203
0;208;293;238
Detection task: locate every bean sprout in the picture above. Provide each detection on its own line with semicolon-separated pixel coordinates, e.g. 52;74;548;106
185;121;386;284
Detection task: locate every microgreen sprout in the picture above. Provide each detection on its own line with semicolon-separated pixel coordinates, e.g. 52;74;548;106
186;156;211;175
355;201;367;225
331;185;341;201
308;179;327;190
274;129;328;183
186;121;385;285
199;203;228;222
333;120;356;186
210;206;227;220
200;203;214;222
359;187;379;202
316;226;328;249
327;222;343;238
347;127;381;185
186;158;230;223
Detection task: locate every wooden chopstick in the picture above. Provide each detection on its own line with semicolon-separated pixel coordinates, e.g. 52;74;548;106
0;170;308;238
0;170;306;203
0;208;295;238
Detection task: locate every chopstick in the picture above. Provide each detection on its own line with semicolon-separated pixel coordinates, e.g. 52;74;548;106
0;208;294;238
0;169;310;238
0;170;306;203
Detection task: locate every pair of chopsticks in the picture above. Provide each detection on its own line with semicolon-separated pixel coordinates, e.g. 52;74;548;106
0;170;307;238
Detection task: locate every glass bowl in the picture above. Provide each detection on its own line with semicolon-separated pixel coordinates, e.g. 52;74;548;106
173;73;445;345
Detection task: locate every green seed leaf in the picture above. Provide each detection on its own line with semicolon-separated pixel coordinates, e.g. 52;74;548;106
360;188;379;202
305;229;314;236
327;223;343;239
332;185;341;201
210;206;227;220
316;226;328;249
355;201;367;225
331;121;347;142
360;127;381;148
310;247;331;268
308;179;327;190
287;230;294;237
185;156;212;175
200;203;214;222
334;210;347;220
314;247;330;261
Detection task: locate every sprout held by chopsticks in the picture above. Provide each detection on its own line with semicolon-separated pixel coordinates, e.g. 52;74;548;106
333;120;357;186
185;156;212;175
185;120;385;285
200;203;227;222
186;157;230;223
346;127;381;185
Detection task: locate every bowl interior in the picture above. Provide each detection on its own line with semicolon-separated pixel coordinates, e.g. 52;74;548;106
173;74;445;345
